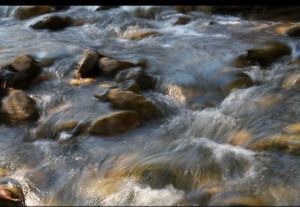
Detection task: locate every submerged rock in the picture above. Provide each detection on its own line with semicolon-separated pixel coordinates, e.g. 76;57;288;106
96;88;161;119
75;49;99;78
0;178;25;206
99;57;140;77
209;192;267;206
114;67;156;90
233;42;291;68
120;28;160;41
247;134;300;156
174;16;191;25
14;6;54;20
1;90;39;123
219;71;254;96
30;15;74;31
88;110;141;136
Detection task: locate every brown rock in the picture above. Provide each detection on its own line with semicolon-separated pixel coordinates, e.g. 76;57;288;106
0;178;25;206
233;42;291;68
14;6;54;20
102;88;161;119
286;25;300;37
119;80;141;93
30;15;74;31
9;55;41;77
88;110;141;136
99;57;138;77
174;16;191;25
1;90;39;123
75;49;99;78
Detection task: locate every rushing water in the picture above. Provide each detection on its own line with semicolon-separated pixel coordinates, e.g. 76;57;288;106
1;6;300;206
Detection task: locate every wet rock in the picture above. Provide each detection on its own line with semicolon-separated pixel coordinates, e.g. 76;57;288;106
68;78;96;86
283;123;300;134
96;6;119;11
174;16;191;25
0;55;42;89
0;168;7;177
219;71;254;96
14;6;54;20
99;57;140;77
227;130;252;146
286;25;300;37
88;110;141;136
114;67;156;90
30;15;74;31
247;134;300;156
0;178;25;206
1;90;39;123
281;71;300;89
132;7;162;20
96;88;161;119
233;42;291;68
120;28;160;40
119;80;141;93
75;49;99;78
209;193;267;206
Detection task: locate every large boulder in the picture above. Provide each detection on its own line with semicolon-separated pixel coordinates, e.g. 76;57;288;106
233;42;291;68
114;67;156;90
1;90;39;123
30;15;74;31
74;49;99;78
0;178;25;206
88;110;141;136
0;55;42;89
13;6;54;20
99;57;141;77
95;88;161;119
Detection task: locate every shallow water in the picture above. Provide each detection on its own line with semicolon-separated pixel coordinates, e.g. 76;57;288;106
1;6;300;206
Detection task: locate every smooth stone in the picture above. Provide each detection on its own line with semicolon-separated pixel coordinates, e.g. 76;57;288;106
30;15;74;31
14;6;54;20
114;67;156;90
88;110;141;136
103;88;161;119
120;29;160;40
1;90;39;123
119;80;141;93
99;57;139;77
74;48;99;78
233;42;291;68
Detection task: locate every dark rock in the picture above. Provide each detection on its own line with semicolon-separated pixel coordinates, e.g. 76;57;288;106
30;15;74;31
174;16;191;25
1;90;39;123
99;57;140;77
286;25;300;37
88;110;141;136
75;49;99;78
0;178;25;206
114;67;156;90
14;6;54;20
52;6;70;11
119;80;141;93
233;42;291;68
96;6;119;11
97;88;161;119
0;55;42;89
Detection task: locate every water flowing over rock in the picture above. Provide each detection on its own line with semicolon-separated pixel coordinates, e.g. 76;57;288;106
0;178;25;206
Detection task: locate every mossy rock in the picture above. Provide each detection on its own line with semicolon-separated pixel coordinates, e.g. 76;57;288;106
233;42;291;68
